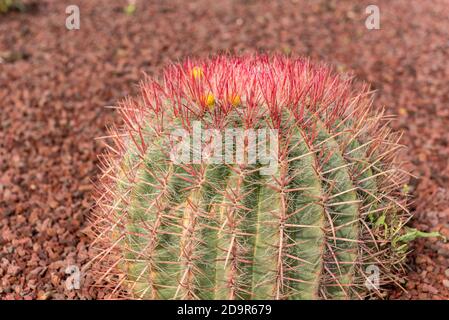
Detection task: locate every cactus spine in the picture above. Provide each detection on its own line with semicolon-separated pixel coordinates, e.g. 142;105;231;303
92;55;410;299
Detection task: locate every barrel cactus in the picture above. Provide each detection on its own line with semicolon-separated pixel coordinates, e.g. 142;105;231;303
91;55;413;300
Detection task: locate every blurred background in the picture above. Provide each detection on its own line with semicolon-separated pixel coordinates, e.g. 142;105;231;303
0;0;448;299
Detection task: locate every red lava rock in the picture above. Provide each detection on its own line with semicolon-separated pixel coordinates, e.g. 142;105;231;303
405;281;416;290
425;284;439;295
6;265;20;277
442;280;449;289
1;0;448;300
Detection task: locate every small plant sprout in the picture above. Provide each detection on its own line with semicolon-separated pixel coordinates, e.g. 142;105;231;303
124;0;136;15
0;0;24;13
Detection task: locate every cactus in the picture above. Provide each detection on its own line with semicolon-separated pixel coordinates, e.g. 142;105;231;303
91;55;412;299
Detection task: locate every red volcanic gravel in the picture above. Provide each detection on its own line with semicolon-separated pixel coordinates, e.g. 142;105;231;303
1;0;448;299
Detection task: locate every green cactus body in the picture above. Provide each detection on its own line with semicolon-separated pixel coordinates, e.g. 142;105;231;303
92;55;411;299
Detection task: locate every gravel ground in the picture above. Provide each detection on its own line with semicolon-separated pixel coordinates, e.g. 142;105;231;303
0;0;448;299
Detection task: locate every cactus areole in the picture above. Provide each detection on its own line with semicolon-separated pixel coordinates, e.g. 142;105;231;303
92;55;411;300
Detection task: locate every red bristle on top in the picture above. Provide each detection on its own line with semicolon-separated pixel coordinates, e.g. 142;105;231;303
125;55;355;131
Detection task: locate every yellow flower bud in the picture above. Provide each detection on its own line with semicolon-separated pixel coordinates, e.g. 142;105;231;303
191;66;204;79
228;94;241;107
204;93;215;109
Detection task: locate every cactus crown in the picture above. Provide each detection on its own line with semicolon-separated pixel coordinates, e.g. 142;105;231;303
91;55;410;299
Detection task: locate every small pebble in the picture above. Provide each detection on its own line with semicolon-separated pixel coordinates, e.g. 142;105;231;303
443;279;449;289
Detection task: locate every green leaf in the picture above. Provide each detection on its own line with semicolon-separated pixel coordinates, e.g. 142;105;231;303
393;227;446;247
375;214;386;227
